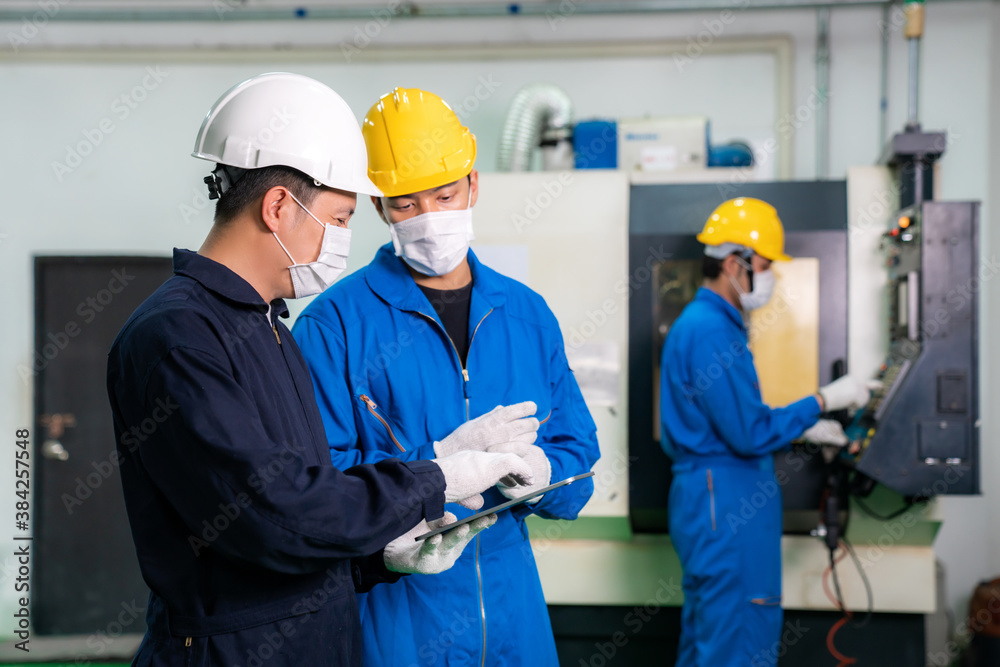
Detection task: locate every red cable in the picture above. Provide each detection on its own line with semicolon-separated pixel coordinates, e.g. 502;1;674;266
826;616;857;667
822;544;857;666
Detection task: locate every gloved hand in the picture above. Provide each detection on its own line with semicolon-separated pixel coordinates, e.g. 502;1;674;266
818;375;881;412
433;402;539;458
384;511;496;575
432;450;533;510
487;441;552;503
800;419;849;446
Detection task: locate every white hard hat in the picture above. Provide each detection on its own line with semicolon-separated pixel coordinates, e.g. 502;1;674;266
192;72;382;197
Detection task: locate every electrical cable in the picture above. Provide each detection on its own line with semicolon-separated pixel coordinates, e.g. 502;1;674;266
823;546;857;667
842;538;874;628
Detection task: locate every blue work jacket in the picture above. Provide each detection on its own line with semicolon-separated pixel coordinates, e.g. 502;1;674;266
660;287;820;464
293;244;600;666
106;249;446;667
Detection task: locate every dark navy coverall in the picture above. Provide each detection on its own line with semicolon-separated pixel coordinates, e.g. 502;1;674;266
106;249;446;666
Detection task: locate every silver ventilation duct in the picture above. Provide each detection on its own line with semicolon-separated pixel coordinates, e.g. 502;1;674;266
497;84;573;172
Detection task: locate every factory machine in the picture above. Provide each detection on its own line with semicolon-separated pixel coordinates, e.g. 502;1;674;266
848;130;980;499
472;117;979;663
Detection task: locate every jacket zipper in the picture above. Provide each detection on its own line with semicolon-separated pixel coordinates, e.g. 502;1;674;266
417;306;494;666
707;469;717;531
272;325;281;344
359;395;405;453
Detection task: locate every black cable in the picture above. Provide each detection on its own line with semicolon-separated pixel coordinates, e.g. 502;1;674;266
853;494;926;521
842;538;874;628
829;546;846;613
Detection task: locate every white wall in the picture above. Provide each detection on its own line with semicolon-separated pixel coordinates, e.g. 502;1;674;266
0;0;996;638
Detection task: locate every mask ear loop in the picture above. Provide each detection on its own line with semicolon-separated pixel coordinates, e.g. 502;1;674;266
734;252;755;292
274;185;325;266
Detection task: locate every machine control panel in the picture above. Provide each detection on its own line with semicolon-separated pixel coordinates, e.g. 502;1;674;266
851;201;979;496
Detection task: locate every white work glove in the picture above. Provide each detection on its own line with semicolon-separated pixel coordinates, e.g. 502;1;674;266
433;402;539;458
818;375;881;412
487;441;552;503
384;511;496;575
800;419;849;447
432;450;534;510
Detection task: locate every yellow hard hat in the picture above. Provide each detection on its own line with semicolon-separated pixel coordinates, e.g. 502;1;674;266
697;197;792;261
362;88;477;197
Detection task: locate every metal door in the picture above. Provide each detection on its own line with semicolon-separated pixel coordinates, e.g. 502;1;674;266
33;256;172;635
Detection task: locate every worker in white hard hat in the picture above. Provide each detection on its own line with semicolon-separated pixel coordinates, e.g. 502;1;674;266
659;197;877;666
106;73;538;666
293;88;600;666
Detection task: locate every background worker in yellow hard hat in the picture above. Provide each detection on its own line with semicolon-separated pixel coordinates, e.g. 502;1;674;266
292;88;599;665
659;198;876;666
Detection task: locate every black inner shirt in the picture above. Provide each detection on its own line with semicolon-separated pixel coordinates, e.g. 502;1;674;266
418;281;473;366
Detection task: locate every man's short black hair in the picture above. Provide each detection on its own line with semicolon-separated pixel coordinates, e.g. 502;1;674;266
702;254;725;279
213;165;319;226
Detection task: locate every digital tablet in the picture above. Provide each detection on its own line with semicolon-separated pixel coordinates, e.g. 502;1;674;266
414;471;596;541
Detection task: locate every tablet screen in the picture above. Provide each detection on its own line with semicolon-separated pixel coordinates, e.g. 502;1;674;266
414;471;596;541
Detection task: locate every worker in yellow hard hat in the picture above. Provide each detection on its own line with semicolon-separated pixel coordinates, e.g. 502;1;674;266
659;197;876;666
292;88;599;666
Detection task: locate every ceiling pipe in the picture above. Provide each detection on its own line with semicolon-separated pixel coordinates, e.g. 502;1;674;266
878;2;890;151
815;6;830;180
0;0;897;22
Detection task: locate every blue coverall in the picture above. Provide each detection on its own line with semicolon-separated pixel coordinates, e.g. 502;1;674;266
293;244;600;666
107;249;446;667
659;287;820;666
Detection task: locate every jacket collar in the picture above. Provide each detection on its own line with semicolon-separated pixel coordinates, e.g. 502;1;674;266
173;248;288;319
365;244;507;318
695;286;745;332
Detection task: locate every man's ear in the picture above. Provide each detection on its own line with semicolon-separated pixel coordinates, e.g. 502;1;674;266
371;195;388;224
721;253;741;277
261;186;297;233
468;169;479;208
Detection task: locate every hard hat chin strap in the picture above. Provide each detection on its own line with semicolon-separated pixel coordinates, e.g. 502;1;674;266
204;164;248;200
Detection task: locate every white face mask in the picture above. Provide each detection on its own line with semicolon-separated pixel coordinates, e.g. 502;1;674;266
739;269;776;311
729;256;776;311
387;204;474;277
274;192;352;299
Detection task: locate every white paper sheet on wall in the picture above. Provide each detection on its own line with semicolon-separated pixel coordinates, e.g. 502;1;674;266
565;341;621;407
472;244;530;284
